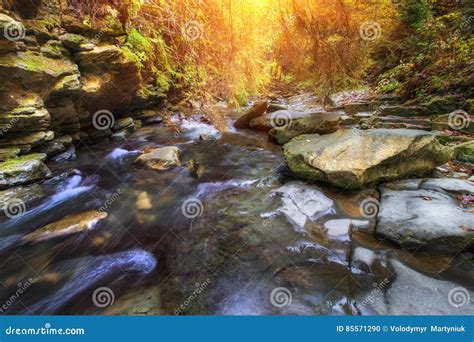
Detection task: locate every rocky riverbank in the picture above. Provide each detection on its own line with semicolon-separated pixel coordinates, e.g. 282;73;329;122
234;89;473;254
0;2;472;317
0;2;166;188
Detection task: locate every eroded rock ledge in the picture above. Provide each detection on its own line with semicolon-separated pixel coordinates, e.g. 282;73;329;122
0;3;167;188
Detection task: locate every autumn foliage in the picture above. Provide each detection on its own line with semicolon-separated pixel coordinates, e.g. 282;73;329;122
70;0;471;104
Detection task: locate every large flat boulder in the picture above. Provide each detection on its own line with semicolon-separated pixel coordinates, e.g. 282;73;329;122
283;129;453;189
269;111;343;144
376;179;474;253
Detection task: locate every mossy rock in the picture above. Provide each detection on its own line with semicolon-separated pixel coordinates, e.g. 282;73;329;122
283;129;453;189
61;33;94;52
127;86;167;111
463;99;474;113
0;153;51;188
422;95;462;115
0;51;78;91
76;46;136;73
454;141;474;163
0;147;21;161
0;131;54;149
380;105;430;117
40;40;71;59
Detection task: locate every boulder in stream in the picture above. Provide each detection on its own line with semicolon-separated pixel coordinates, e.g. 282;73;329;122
376;178;474;253
283;129;453;189
134;146;181;171
271;181;336;231
234;101;268;129
0;153;52;188
23;210;108;243
268;110;343;144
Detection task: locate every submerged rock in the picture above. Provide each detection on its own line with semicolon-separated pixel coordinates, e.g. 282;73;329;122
376;179;474;253
187;159;206;178
23;249;157;314
134;146;181;171
179;119;220;140
23;211;108;242
0;153;52;188
136;191;152;210
0;182;47;217
283;129;453;189
271;181;335;231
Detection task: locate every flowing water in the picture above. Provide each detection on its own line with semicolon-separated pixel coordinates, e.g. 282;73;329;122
0;97;473;316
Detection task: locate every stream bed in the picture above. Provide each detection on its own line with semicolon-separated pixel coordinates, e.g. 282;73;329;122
0;99;473;316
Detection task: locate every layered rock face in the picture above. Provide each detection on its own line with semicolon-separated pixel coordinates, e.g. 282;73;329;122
0;3;166;188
